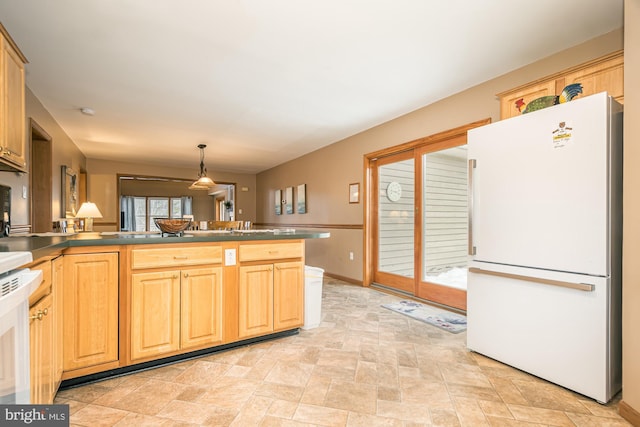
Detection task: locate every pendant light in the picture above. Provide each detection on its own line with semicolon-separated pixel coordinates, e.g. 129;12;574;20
189;144;216;190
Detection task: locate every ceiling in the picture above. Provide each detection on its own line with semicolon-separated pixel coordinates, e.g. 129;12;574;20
0;1;623;174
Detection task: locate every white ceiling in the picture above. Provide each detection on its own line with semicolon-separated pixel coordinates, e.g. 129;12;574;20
0;1;623;174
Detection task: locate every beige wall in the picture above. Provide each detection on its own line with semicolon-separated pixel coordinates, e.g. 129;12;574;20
86;158;257;230
623;0;640;421
0;87;86;228
257;29;624;282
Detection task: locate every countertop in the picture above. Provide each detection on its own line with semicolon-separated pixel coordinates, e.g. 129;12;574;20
0;229;331;261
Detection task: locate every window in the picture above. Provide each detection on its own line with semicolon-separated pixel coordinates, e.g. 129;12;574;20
121;196;192;232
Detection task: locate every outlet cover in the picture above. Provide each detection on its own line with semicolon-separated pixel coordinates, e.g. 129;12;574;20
225;248;236;266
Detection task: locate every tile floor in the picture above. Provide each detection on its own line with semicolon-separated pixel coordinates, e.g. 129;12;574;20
55;277;630;426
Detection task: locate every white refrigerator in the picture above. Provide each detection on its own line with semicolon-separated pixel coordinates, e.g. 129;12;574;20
466;92;622;403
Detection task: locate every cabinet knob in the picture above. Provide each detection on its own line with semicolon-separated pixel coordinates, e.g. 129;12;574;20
172;274;179;279
30;310;44;321
183;273;189;278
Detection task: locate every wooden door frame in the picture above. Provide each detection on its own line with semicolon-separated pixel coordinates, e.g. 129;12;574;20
363;119;491;292
29;118;52;233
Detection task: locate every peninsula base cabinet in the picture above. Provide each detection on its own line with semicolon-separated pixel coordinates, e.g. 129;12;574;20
62;252;119;378
128;244;224;363
238;261;304;339
238;241;305;340
130;266;223;361
25;238;314;401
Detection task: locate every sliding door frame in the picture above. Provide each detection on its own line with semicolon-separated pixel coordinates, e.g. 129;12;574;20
363;119;491;306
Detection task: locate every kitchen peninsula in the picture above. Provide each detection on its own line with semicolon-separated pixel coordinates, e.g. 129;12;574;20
8;230;329;404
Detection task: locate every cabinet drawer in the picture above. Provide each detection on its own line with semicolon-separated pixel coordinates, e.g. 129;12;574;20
132;245;222;269
239;242;303;262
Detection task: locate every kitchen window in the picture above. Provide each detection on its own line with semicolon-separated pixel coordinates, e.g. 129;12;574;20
121;196;192;232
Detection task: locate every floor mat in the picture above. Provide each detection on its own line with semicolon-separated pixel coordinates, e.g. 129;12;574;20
382;300;467;333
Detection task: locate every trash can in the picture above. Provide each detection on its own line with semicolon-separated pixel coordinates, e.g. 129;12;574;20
303;265;324;329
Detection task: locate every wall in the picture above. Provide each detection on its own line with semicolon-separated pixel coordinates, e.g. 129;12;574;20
622;0;640;423
86;158;257;231
257;29;623;283
0;87;86;229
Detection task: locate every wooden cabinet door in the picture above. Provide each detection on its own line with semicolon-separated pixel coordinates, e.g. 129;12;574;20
563;54;624;104
499;80;556;120
131;270;181;360
0;35;26;171
63;253;119;371
181;267;223;349
238;264;274;339
273;261;304;331
29;293;53;404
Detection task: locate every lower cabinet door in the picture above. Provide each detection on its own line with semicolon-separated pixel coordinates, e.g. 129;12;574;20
131;270;181;360
238;264;274;339
63;253;119;371
30;293;54;404
274;261;304;331
181;267;223;349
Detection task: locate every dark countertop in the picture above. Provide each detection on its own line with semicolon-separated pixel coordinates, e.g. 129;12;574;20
1;230;331;261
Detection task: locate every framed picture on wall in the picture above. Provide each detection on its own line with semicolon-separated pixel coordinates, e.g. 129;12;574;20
275;189;282;215
297;184;306;214
349;182;360;204
285;186;294;214
62;165;78;217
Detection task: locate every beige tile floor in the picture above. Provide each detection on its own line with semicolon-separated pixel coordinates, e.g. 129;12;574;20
55;277;630;426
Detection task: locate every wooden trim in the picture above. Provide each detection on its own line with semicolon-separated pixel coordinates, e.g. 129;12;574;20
496;50;623;98
323;272;362;286
0;22;28;63
256;223;363;230
365;118;491;161
620;400;640;427
29;118;53;233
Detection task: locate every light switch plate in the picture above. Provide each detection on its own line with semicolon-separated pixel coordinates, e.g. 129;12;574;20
225;248;236;266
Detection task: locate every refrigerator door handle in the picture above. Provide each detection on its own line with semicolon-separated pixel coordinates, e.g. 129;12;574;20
468;159;476;255
468;267;595;292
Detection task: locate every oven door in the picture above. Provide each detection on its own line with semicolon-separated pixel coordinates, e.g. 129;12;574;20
0;269;42;404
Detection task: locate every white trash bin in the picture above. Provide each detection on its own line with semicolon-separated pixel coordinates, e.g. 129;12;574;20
303;265;324;329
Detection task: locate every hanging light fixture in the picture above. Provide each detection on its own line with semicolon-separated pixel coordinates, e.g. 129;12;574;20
189;144;216;190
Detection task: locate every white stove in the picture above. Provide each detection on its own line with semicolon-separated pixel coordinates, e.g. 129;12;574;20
0;251;43;404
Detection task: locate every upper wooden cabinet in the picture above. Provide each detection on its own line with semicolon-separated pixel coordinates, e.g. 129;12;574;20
498;50;623;120
0;24;27;172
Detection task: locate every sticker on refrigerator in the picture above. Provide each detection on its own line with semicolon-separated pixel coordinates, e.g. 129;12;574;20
552;122;573;148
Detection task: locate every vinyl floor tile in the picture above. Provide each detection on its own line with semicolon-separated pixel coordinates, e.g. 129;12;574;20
54;279;630;426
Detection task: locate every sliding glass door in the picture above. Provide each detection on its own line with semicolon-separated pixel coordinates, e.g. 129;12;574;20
370;138;469;310
373;151;416;294
416;144;468;309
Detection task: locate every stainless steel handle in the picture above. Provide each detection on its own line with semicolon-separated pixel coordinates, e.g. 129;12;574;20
468;159;476;255
468;267;595;292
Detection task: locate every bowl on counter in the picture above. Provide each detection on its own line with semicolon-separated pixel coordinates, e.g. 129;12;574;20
154;218;192;235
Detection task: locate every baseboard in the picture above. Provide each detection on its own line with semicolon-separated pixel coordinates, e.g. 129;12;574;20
620;400;640;426
323;272;362;286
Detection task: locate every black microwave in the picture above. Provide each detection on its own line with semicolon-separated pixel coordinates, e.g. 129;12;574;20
0;185;10;237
